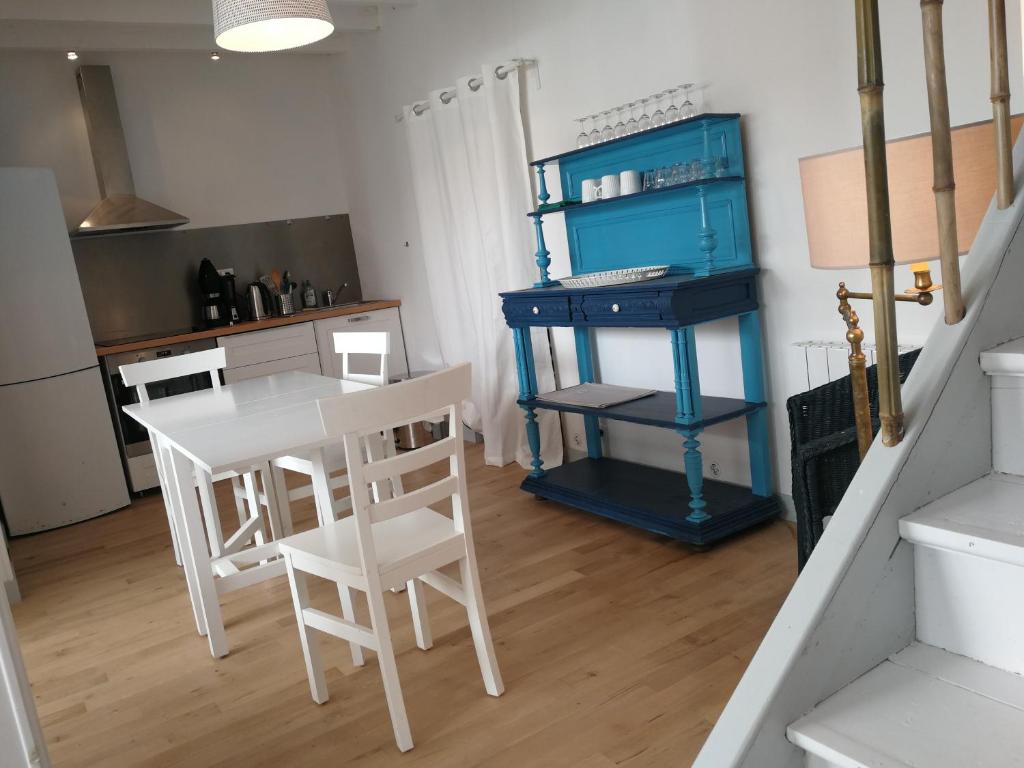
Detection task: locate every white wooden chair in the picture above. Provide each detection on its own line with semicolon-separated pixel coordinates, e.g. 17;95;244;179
270;331;392;523
119;348;268;564
278;363;503;752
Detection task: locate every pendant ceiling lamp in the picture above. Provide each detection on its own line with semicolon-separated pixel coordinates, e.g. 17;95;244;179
213;0;334;53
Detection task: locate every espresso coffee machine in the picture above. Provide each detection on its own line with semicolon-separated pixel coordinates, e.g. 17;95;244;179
197;258;229;328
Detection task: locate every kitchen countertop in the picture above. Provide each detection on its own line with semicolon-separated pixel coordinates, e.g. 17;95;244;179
93;300;401;357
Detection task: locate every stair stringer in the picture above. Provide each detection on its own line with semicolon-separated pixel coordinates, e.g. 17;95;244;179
694;135;1024;768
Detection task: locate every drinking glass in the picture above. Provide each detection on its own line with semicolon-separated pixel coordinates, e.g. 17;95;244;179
588;114;602;145
576;117;589;148
714;155;730;177
613;106;627;138
664;88;680;123
600;110;614;142
638;98;652;131
670;162;684;185
689;159;703;180
643;169;656;191
654;167;669;189
679;83;697;120
625;102;639;135
651;92;666;128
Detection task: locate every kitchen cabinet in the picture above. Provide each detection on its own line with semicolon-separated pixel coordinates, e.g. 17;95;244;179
218;322;321;384
314;307;409;380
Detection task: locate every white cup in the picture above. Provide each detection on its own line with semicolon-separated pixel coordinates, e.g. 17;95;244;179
600;174;620;199
581;178;600;203
620;170;642;195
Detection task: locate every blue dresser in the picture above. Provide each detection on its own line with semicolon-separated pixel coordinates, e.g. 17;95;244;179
501;113;779;547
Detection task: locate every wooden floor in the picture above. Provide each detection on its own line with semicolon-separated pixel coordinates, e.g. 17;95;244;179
9;444;796;767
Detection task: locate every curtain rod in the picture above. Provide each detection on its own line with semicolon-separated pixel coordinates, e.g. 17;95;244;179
395;59;534;123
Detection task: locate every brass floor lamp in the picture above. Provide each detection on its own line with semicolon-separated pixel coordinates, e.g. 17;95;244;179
800;115;1023;459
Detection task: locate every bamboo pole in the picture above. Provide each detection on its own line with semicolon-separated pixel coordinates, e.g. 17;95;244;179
838;285;873;460
989;0;1014;209
855;0;903;447
920;0;966;325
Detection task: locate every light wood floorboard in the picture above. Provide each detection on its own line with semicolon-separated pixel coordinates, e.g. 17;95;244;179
9;444;796;766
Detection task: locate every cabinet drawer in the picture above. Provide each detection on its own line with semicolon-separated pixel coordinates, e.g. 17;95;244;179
502;296;572;326
218;322;317;369
579;291;665;323
222;352;321;384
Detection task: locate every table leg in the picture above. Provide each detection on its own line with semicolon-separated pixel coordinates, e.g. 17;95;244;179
166;444;229;658
155;436;206;638
513;327;545;478
269;463;294;537
739;310;774;497
671;328;709;522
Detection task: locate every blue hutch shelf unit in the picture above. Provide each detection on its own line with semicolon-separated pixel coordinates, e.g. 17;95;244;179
501;113;779;546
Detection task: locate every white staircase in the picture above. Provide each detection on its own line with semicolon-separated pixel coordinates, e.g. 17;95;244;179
786;339;1024;767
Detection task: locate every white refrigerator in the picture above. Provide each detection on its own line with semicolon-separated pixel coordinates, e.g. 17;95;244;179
0;168;129;535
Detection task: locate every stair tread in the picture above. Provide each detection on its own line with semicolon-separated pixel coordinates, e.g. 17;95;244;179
788;643;1024;768
899;473;1024;566
981;337;1024;375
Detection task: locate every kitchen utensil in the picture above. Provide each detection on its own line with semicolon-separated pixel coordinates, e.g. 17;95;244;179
322;288;335;307
247;281;272;320
270;269;282;293
260;274;279;297
277;294;295;316
620;170;642;195
559;265;670;289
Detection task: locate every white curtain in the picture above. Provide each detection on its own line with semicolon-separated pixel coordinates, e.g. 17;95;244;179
403;64;562;470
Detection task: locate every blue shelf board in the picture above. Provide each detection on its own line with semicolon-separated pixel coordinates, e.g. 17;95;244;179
520;391;765;432
527;175;743;219
531;112;741;167
521;456;780;546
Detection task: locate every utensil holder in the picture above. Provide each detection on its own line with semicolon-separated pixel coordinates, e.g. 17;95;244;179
277;294;295;316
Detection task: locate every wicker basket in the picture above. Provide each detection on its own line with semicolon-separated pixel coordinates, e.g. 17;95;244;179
788;347;921;570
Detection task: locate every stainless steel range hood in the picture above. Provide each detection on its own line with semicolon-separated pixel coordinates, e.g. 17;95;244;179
75;65;188;236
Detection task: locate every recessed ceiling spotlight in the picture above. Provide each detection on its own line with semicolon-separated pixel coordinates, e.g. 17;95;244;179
66;51;78;61
210;51;221;61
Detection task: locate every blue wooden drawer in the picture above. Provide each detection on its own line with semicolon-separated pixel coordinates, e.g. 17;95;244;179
502;295;572;326
578;291;666;324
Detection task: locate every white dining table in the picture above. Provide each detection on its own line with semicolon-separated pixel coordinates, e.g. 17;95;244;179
123;370;373;658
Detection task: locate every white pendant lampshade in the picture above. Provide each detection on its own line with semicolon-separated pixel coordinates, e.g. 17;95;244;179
213;0;334;52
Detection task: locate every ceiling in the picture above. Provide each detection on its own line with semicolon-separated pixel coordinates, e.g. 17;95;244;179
0;0;416;54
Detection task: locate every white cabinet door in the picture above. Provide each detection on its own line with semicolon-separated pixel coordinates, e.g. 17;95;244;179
222;352;322;384
314;308;409;381
217;322;318;370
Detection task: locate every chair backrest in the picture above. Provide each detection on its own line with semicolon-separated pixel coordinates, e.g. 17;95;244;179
119;347;226;404
317;363;471;536
333;331;390;387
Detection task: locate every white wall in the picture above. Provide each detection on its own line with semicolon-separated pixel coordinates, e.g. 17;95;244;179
336;0;1023;497
0;50;350;230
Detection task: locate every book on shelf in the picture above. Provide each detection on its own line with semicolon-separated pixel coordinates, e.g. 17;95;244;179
535;383;657;409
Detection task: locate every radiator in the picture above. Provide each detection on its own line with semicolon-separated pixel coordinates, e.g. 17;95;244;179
788;340;919;394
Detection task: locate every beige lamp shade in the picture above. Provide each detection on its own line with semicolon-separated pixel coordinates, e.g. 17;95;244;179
801;115;1024;269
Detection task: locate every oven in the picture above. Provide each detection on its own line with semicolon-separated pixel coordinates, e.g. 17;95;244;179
101;338;219;494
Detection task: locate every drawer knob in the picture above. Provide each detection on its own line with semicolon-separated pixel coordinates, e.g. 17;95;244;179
532;306;540;315
611;303;620;313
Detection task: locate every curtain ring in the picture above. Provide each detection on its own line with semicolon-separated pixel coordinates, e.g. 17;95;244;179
412;102;428;116
495;64;509;80
440;89;455;105
468;77;483;92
